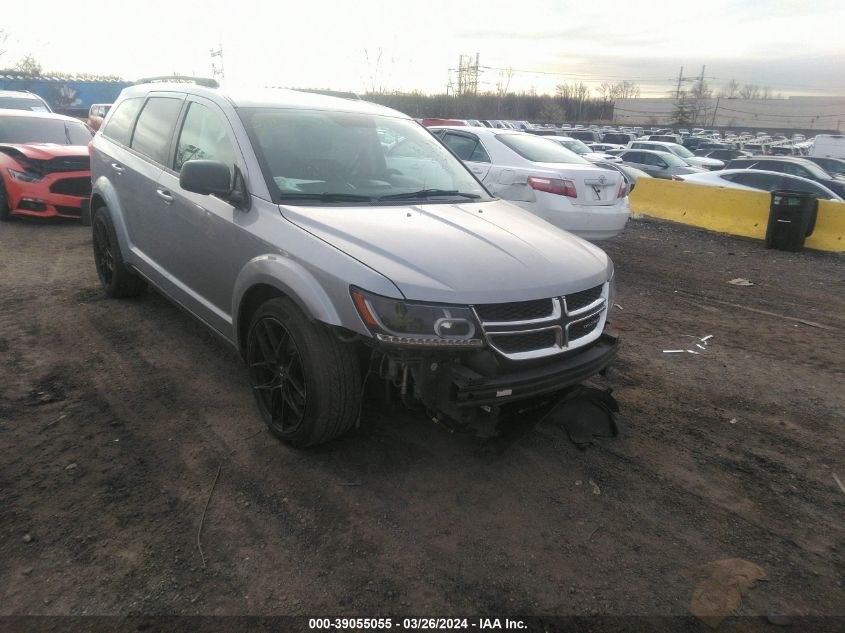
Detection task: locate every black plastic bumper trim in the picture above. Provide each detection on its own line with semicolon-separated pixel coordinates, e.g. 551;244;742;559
450;331;619;407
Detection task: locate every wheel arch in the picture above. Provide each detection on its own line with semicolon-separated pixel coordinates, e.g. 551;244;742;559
90;177;132;257
233;256;344;357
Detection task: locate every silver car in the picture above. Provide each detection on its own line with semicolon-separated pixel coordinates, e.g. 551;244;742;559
88;78;618;447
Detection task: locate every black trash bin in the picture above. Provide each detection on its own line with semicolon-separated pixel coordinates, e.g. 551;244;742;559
766;190;819;252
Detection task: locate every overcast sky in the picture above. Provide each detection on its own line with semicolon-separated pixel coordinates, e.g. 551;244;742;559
2;0;843;97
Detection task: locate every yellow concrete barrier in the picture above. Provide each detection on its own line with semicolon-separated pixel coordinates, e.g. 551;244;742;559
629;178;845;253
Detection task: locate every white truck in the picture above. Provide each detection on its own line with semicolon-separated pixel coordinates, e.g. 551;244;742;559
810;134;845;159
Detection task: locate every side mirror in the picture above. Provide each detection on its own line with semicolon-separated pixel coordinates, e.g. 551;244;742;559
180;160;232;197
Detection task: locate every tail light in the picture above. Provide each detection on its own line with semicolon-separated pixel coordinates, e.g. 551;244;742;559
527;176;577;198
617;179;627;198
672;175;685;181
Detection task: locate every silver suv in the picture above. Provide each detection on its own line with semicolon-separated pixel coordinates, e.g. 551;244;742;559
89;78;618;447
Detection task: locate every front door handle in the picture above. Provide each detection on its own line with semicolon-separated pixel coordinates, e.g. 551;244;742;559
156;189;174;204
111;163;124;174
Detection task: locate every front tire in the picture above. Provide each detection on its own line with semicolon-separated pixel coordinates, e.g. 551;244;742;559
0;180;12;222
92;206;147;298
247;297;361;447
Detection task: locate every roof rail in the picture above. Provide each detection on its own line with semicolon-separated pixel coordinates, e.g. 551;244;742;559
292;88;362;100
134;75;219;88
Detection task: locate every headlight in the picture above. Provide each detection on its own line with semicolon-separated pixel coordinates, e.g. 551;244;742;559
351;287;483;348
607;258;616;308
8;169;43;183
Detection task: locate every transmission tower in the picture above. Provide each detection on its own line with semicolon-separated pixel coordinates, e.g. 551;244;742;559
455;53;480;96
210;47;225;81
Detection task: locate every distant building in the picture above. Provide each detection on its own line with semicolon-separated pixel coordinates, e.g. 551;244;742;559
0;72;131;116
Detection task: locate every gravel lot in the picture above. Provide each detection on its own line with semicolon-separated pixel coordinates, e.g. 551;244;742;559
0;216;842;625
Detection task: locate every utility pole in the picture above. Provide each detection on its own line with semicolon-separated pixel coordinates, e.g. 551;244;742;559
675;66;683;100
711;96;720;127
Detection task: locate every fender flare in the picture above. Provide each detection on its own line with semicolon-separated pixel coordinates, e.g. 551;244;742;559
90;177;134;260
232;255;343;350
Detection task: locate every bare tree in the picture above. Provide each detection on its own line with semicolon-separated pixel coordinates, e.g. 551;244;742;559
719;79;740;98
495;68;513;97
739;84;761;99
0;29;8;59
14;54;42;76
761;85;773;99
363;48;393;95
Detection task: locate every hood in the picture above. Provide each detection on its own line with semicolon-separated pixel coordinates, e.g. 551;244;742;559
0;143;89;161
685;156;724;168
280;199;610;304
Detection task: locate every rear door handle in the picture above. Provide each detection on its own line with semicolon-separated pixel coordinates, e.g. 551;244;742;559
156;189;174;204
111;163;124;174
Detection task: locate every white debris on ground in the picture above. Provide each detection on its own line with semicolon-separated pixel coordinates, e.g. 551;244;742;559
728;278;755;286
663;335;714;355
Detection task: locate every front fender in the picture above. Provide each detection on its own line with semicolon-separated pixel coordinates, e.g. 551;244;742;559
232;254;343;342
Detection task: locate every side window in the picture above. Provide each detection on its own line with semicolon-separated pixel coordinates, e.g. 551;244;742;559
102;97;144;146
442;133;479;161
131;97;183;164
468;140;491;163
736;172;776;190
174;101;239;178
780;176;822;196
643;153;665;167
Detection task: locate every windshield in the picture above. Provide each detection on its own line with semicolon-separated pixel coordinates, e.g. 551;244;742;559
661;153;690;167
668;144;694;158
0;97;49;112
0;116;93;144
496;134;590;163
795;160;833;179
238;108;490;203
557;138;592;155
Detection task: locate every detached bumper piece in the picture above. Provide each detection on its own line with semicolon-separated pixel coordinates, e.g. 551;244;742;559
449;331;619;407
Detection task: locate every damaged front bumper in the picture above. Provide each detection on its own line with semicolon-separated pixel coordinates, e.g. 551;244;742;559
377;330;619;430
448;331;619;407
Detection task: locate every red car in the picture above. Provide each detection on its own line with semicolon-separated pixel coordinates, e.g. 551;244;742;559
0;110;94;222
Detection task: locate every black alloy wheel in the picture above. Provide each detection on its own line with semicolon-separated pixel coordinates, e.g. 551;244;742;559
92;215;115;287
247;316;308;436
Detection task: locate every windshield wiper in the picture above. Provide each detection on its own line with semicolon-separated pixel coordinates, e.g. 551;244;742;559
278;192;375;203
378;189;481;201
63;123;73;145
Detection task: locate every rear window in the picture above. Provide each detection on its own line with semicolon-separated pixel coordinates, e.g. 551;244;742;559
497;134;588;163
102;98;144;146
0;97;48;112
130;97;184;165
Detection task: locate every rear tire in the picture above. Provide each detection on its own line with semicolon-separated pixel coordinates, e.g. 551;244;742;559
92;206;147;298
0;180;12;222
247;297;361;447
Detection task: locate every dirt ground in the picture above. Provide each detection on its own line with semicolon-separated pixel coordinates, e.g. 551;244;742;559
0;215;843;625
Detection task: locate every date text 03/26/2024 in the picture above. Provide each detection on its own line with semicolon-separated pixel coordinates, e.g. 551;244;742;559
309;618;527;630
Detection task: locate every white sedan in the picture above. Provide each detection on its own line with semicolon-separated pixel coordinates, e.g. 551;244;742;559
428;126;629;240
673;169;844;201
